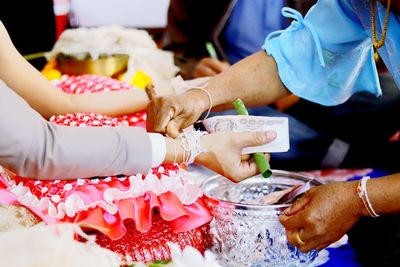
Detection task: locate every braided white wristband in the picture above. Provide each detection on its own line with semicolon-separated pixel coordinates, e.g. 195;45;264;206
185;83;212;121
178;130;208;165
357;176;380;218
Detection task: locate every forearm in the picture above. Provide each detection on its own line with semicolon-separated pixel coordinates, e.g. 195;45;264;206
19;124;153;179
0;21;149;119
3;47;149;118
0;80;153;179
0;21;71;118
205;51;290;111
69;90;149;117
365;173;400;215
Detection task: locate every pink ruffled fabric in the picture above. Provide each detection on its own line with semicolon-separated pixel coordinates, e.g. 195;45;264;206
0;175;17;205
1;164;211;240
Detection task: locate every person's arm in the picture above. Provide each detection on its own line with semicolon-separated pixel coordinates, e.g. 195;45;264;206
364;174;400;214
205;51;290;110
0;79;152;179
0;20;149;119
147;51;290;137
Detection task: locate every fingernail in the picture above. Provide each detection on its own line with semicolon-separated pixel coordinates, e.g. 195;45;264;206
266;131;277;139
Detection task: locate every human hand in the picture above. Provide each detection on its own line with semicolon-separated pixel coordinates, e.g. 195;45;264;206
147;89;210;137
279;181;367;252
195;131;276;182
193;57;230;78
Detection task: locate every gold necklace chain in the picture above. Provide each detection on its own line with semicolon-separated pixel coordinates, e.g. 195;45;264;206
371;0;391;61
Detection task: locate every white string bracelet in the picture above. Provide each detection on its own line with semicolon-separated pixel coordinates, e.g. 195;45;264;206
171;137;177;164
185;83;213;121
178;130;208;165
356;176;380;218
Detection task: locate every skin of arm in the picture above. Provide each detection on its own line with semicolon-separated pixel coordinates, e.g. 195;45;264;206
0;21;149;119
206;51;291;110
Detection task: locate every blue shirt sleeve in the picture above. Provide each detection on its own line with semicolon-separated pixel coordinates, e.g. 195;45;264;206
263;0;382;106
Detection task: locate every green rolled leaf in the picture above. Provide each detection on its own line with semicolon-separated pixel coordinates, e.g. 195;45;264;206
232;98;249;116
205;42;218;59
233;98;272;178
253;152;272;178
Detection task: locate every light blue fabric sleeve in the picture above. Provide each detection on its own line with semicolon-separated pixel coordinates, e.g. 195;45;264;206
263;0;382;106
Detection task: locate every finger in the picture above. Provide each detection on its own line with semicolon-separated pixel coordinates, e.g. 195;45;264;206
146;100;156;132
306;234;349;252
166;113;196;138
283;194;311;216
220;61;231;70
196;65;219;77
145;83;157;100
236;160;259;181
285;229;300;247
288;227;330;252
166;120;181;138
236;131;277;148
240;154;251;161
279;212;304;230
153;104;176;133
298;237;331;253
287;228;316;250
298;241;318;253
207;59;229;73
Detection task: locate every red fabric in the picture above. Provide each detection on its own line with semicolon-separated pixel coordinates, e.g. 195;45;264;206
57;74;135;94
55;74;147;127
55;15;68;40
93;217;212;264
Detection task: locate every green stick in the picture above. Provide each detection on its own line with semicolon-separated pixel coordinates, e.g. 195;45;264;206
232;99;272;178
23;51;48;61
205;42;218;59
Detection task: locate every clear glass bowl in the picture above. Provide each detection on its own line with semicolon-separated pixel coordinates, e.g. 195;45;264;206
202;170;322;267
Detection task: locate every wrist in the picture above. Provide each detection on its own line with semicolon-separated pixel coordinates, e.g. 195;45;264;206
204;80;231;108
352;179;379;217
184;89;211;114
165;131;208;165
164;138;184;164
350;181;370;218
355;176;380;218
194;134;212;165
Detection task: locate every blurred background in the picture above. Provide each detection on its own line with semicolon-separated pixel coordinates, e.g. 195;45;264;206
0;0;170;70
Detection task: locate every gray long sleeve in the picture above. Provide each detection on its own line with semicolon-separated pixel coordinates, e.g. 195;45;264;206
0;80;153;179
